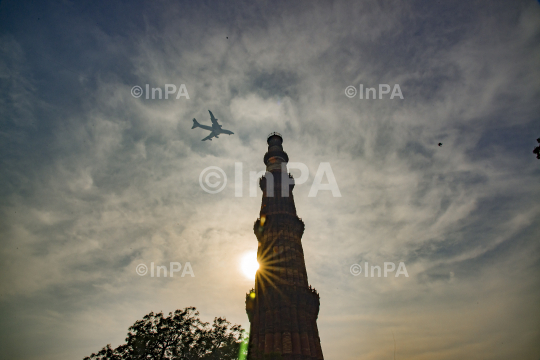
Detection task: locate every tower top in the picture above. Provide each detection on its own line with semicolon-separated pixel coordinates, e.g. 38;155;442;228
267;132;283;145
264;132;288;168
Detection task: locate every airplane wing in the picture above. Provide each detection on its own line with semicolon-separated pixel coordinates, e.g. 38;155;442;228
208;110;219;126
201;132;216;141
220;128;234;135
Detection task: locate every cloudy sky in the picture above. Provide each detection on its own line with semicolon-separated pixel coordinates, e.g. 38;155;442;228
1;0;539;359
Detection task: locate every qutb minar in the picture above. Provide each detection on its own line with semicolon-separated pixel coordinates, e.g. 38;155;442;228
245;133;324;360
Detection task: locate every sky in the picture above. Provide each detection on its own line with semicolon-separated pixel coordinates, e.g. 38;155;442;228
0;0;539;359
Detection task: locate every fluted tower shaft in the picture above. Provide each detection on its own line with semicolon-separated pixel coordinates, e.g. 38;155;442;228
246;133;324;360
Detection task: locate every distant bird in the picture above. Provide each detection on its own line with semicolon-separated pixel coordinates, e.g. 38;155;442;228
226;37;228;39
533;138;540;159
438;143;442;147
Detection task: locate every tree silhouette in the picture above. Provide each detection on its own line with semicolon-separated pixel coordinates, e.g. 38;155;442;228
84;307;244;360
533;138;540;159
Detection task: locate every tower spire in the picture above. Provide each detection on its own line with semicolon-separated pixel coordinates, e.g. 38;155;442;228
246;133;324;360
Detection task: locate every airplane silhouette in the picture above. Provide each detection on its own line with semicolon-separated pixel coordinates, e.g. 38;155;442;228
191;110;234;141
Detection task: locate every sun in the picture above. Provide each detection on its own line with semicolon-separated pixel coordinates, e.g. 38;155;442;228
240;251;259;280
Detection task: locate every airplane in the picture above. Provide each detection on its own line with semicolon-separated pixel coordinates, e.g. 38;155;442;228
191;110;234;141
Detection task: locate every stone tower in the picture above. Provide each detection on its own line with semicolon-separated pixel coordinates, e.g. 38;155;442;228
245;133;324;360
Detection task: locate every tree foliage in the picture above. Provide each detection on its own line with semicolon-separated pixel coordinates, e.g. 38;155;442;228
84;307;244;360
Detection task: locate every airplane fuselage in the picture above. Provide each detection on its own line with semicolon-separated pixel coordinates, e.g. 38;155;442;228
212;124;233;135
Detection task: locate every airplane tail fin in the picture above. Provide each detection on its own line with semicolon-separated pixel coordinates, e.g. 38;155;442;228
191;118;200;129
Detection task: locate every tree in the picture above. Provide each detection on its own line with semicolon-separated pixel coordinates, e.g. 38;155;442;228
84;307;244;360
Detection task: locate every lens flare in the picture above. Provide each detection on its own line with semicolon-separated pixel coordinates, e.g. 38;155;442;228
241;251;259;280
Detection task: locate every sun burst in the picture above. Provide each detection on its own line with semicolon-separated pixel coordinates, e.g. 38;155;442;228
241;251;259;280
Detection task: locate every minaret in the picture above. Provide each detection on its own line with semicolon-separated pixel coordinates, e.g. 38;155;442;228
246;133;324;360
